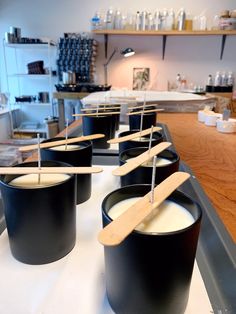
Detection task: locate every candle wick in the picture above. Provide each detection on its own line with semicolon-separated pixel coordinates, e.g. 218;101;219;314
148;125;154;155
37;133;41;185
139;92;146;139
150;156;157;204
65;118;69;150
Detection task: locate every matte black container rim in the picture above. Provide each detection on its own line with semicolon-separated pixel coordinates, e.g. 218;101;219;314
102;184;202;237
0;161;74;190
120;148;180;169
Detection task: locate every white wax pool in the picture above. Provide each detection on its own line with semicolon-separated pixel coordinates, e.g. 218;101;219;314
130;137;152;142
49;144;81;151
9;173;70;188
108;197;194;233
127;157;172;167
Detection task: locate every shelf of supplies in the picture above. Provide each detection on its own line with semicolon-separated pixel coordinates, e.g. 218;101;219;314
8;74;51;78
13;128;46;133
4;43;56;49
93;29;236;60
14;102;51;106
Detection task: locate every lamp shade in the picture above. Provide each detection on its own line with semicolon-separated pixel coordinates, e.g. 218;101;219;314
121;47;135;57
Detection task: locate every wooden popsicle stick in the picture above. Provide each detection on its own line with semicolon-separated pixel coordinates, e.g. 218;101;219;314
108;126;162;144
80;106;121;111
128;103;159;110
109;96;137;100
73;111;120;117
127;108;164;116
112;142;171;176
0;166;103;175
19;134;105;152
98;171;191;246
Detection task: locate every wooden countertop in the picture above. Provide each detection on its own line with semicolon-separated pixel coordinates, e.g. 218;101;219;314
158;113;236;243
26;113;235;242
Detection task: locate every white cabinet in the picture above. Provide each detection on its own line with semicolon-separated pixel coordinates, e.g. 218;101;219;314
3;41;57;137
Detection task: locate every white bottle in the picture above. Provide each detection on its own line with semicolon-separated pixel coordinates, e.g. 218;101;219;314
140;11;147;30
147;13;153;30
154;11;161;30
114;9;122;29
177;8;186;31
207;74;213;86
162;8;168;30
135;11;140;30
214;71;222;86
227;72;234;86
106;7;114;29
176;73;182;90
221;72;227;86
166;8;175;30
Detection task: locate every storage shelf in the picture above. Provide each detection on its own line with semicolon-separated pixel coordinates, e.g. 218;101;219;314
14;102;51;106
4;43;56;49
93;29;236;60
93;29;236;36
8;74;51;78
13;128;46;133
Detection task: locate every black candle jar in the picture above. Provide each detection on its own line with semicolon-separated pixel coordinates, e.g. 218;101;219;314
0;161;76;265
82;115;113;149
101;184;202;314
118;130;163;154
129;106;157;130
41;138;92;204
119;147;179;186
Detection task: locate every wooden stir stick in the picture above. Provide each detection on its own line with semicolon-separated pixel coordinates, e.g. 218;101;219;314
107;126;162;144
0;166;103;175
19;134;105;152
128;103;159;110
98;171;191;246
127;108;164;116
112;142;171;176
73;111;120;117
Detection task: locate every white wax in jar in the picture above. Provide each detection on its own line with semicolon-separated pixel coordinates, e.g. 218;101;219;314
49;144;81;151
127;157;172;167
108;197;194;233
9;173;70;188
131;137;151;142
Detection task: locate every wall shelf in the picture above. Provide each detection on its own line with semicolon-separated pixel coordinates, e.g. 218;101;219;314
93;29;236;60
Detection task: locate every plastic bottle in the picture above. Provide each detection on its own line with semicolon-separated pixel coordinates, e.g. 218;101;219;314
227;71;234;86
140;11;147;30
106;7;114;29
177;8;186;31
221;72;227;86
135;11;140;30
147;13;153;30
114;9;122;29
162;8;168;30
166;8;175;30
154;11;161;30
91;12;102;30
214;71;222;86
207;74;213;86
176;73;182;90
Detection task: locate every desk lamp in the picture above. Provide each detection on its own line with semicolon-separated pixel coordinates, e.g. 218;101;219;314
104;47;135;86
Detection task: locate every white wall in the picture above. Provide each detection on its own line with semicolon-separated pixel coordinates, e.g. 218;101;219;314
0;0;236;91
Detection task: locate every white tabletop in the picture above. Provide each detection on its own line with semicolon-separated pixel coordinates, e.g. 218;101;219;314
0;166;213;314
82;90;209;106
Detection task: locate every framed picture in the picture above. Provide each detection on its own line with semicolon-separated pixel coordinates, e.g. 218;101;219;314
133;68;150;90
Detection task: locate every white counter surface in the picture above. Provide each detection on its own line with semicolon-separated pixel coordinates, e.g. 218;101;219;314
82;90;210;105
0;166;213;314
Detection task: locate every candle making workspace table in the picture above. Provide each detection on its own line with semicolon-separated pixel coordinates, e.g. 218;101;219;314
0;123;235;313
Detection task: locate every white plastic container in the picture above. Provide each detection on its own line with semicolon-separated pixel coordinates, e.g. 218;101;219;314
216;119;236;133
204;113;222;126
198;110;214;123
